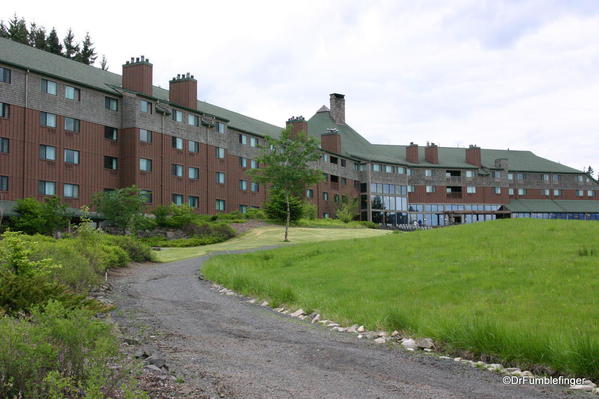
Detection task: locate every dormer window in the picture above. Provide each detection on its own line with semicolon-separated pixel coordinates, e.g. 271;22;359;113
217;122;226;134
140;100;152;113
172;110;183;122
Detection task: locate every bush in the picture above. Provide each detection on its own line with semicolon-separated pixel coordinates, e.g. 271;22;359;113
10;196;70;236
264;191;303;223
246;208;266;220
152;204;194;228
143;222;236;247
0;301;147;399
103;235;156;262
302;202;317;220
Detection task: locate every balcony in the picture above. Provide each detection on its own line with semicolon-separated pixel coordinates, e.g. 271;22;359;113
445;176;462;184
446;192;462;199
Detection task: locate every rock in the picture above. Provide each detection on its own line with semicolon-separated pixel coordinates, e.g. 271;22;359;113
290;309;305;317
374;337;386;344
311;314;320;323
401;338;417;349
144;364;165;373
327;323;339;328
521;371;534;377
299;315;307;320
424;348;432;352
505;367;520;373
570;384;594;392
134;347;151;359
260;301;269;307
486;364;503;371
147;355;167;369
318;320;328;324
377;331;387;338
151;246;161;251
415;338;434;349
346;324;358;333
248;298;256;304
453;357;462;362
583;380;596;387
357;325;365;333
439;356;452;360
357;334;364;339
124;337;140;345
391;330;400;337
364;331;378;339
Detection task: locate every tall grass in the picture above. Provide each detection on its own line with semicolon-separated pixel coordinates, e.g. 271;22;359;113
203;219;599;380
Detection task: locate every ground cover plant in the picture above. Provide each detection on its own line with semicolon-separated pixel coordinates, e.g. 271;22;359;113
203;219;599;380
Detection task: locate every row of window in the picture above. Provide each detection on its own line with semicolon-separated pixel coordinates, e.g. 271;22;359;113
305;189;348;203
372;163;408;174
35;180;80;198
370;183;408;195
322;153;348;167
239;134;259;147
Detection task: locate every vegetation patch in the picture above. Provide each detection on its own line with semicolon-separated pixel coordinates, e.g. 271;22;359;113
203;219;599;380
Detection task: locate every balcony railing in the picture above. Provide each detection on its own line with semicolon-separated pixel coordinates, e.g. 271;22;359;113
445;176;462;184
446;192;462;199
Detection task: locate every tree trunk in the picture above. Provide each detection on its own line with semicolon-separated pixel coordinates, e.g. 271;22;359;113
284;192;290;242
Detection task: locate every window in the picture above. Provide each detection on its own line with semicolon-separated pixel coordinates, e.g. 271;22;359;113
323;173;328;181
140;129;152;143
41;79;57;95
40;145;56;161
0;67;11;83
216;147;225;159
104;156;118;170
543;189;550;196
334;194;341;203
239;134;247;145
64;85;80;100
542;174;549;182
323;192;329;201
184;196;198;209
216;172;225;184
425;185;435;193
188;114;198;126
250;159;258;169
140;158;152;172
216;199;225;211
171;164;183;177
188;167;199;179
553;189;560;196
397;166;405;174
516;173;525;180
64;117;80;132
172;136;183;150
425;169;433;177
384;165;394;173
217;122;226;134
64;149;80;164
407;168;413;176
466;186;476;194
372;164;381;172
407;185;415;193
0;137;9;153
251;182;259;192
588;190;594;197
250;137;258;147
493;171;501;179
240;180;248;191
577;190;584;197
239;157;248;168
0;103;9;118
306;189;314;198
507;173;513;180
518;188;526;196
494;187;501;194
465;170;475;178
170;194;183;205
323;154;329;162
140;100;152;113
341;177;347;184
105;97;118;111
239;205;248;213
63;183;79;198
323;212;330;219
172;110;183;122
141;190;153;204
508;188;514;196
341;159;346;167
38;180;56;196
0;176;7;191
552;175;560;183
188;140;199;153
40;112;57;128
577;175;585;183
104;126;118;141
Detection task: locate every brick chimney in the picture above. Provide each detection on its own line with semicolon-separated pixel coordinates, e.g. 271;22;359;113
169;73;197;110
425;143;439;164
465;145;481;167
321;128;341;153
122;56;153;96
286;116;308;139
329;93;345;125
406;142;419;163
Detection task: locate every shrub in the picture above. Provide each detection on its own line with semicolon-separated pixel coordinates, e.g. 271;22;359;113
92;186;147;232
264;190;303;223
143;222;235;247
335;198;359;223
103;235;156;262
152;204;194;228
246;207;266;220
10;197;70;236
302;202;317;220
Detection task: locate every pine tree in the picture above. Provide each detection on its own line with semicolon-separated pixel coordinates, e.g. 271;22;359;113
100;55;108;71
28;23;47;50
46;28;63;55
0;21;9;38
7;15;28;44
74;32;96;65
588;166;595;177
62;28;79;59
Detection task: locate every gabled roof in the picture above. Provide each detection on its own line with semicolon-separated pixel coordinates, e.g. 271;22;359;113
504;199;599;213
308;107;583;174
0;38;283;138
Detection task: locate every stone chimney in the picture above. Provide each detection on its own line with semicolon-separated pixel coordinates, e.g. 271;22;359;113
406;142;419;163
286;116;308;139
465;145;481;167
169;73;197;110
122;56;153;96
329;93;345;125
425;143;439;164
321;128;341;153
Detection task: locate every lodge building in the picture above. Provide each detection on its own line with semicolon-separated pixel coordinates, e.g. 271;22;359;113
0;37;598;226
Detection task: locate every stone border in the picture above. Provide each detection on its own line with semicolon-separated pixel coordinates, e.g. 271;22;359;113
210;283;599;395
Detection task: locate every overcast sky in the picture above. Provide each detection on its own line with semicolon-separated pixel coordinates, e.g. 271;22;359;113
7;0;599;172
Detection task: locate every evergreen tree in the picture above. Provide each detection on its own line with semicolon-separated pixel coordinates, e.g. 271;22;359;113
588;166;595;177
74;32;96;65
28;23;47;50
0;22;8;38
46;28;63;55
100;55;108;71
7;15;28;44
62;28;79;59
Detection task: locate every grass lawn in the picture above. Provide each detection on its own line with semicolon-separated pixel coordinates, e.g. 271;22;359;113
155;225;390;262
203;219;599;380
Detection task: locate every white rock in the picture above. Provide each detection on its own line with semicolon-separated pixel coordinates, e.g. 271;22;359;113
486;364;503;372
391;330;400;337
415;338;434;349
357;334;363;339
453;357;462;362
311;314;320;323
592;387;599;394
401;338;417;349
290;309;305;317
346;324;358;333
318;320;328;324
327;323;339;327
439;356;452;360
377;331;387;337
225;292;235;296
260;301;269;307
521;371;534;377
570;385;594;392
583;380;596;387
374;337;386;344
505;367;520;373
247;299;256;304
357;325;365;333
299;315;307;320
423;348;432;352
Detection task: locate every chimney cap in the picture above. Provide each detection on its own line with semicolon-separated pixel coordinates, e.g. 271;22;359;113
330;92;345;98
287;116;305;122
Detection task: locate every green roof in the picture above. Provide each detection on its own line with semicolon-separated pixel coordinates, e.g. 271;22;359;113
308;108;582;174
0;38;282;138
504;199;599;213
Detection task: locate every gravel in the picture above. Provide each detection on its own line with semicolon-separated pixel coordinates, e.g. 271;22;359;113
108;249;587;399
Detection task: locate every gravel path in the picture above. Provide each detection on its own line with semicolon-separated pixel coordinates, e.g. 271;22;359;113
109;249;586;399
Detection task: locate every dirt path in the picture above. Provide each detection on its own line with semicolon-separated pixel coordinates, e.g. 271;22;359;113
109;250;585;399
